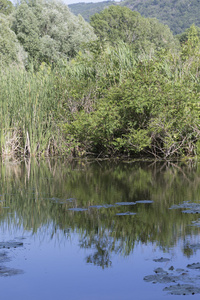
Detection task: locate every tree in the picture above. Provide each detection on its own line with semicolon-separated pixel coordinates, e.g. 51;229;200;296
12;0;96;64
0;13;26;66
0;0;13;15
12;2;40;61
90;6;179;54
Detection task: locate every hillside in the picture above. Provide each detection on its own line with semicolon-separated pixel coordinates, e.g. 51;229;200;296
120;0;200;34
69;0;200;34
68;1;116;22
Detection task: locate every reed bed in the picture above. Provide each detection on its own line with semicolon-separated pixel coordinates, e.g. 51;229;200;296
0;64;65;157
1;42;199;159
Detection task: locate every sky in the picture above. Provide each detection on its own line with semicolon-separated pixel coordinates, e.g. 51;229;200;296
64;0;117;5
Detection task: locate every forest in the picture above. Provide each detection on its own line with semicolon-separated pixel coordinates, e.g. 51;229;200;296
68;0;115;23
69;0;200;35
1;0;200;160
120;0;200;34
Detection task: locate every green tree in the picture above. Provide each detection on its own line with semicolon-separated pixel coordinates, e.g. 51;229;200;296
0;13;26;66
0;0;13;15
90;6;178;54
12;2;40;61
12;0;96;65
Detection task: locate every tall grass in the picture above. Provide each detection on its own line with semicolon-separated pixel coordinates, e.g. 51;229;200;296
0;64;65;157
1;42;199;158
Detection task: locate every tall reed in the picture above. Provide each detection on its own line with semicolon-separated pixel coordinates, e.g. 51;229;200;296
0;64;64;157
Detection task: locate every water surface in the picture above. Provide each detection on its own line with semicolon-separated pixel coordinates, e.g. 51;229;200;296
1;159;200;299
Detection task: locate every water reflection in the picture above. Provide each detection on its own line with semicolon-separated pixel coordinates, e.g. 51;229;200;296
0;159;200;270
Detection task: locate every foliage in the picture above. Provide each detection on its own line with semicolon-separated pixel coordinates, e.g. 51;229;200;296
0;13;26;66
0;63;67;157
177;24;200;44
90;6;179;54
0;0;13;15
63;54;200;158
12;0;96;65
68;0;200;35
68;0;116;23
120;0;200;34
1;2;200;159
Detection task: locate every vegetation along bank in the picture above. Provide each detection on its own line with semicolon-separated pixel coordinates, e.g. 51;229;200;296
1;0;200;159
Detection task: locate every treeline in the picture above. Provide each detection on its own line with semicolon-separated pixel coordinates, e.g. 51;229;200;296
68;0;116;23
1;3;200;159
0;0;96;66
69;0;200;35
121;0;200;35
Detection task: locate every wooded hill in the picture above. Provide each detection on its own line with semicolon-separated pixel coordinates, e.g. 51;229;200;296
68;1;116;22
69;0;200;34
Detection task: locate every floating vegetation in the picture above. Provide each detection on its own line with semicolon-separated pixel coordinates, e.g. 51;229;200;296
99;204;115;208
0;240;24;277
89;205;104;209
170;202;200;214
187;262;200;270
49;197;76;204
66;198;76;202
0;252;10;263
89;204;116;209
153;257;170;262
68;208;88;212
0;266;24;277
135;200;154;204
163;284;200;295
0;241;23;249
115;202;136;206
116;212;136;216
144;259;200;295
191;219;200;227
50;197;153;213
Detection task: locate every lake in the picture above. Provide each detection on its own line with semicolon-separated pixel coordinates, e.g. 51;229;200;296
1;158;200;299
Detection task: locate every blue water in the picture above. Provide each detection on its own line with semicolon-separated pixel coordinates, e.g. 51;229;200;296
1;160;200;299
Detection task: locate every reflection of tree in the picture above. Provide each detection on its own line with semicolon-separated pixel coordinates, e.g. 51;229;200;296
79;227;129;269
80;230;112;268
1;159;200;268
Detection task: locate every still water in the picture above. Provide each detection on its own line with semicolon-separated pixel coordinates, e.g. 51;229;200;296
1;159;200;300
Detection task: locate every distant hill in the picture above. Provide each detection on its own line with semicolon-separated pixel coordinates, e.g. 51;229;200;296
69;0;200;34
120;0;200;34
68;1;116;22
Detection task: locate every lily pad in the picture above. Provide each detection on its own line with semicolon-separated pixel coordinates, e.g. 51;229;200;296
90;204;116;209
182;209;200;214
136;200;154;204
89;205;104;209
187;262;200;269
49;197;61;202
116;212;136;216
191;219;200;227
115;202;136;206
170;202;200;214
170;202;200;210
153;257;170;263
0;241;23;249
0;252;10;263
154;267;168;274
186;243;200;251
68;208;88;212
0;266;24;277
61;198;76;203
144;273;179;284
163;284;200;295
90;204;115;209
102;204;115;208
169;201;193;210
